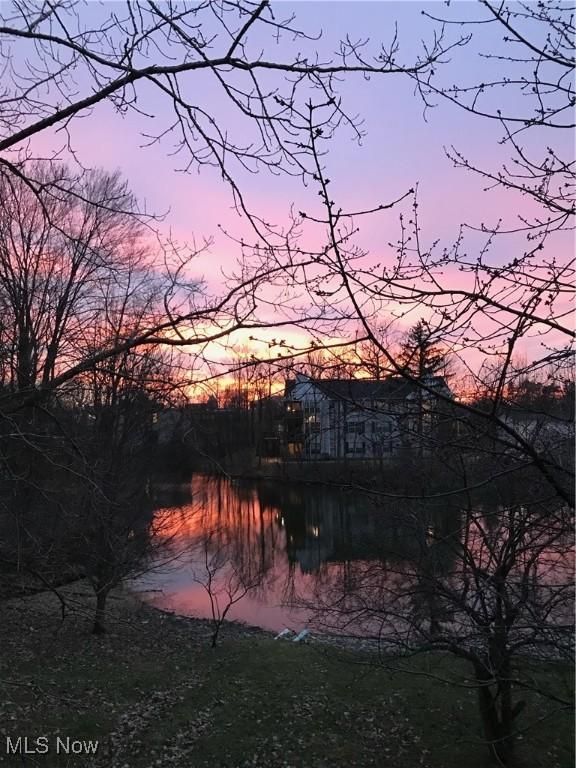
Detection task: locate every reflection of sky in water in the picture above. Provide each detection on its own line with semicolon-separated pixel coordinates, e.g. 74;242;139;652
136;542;315;633
134;474;394;632
133;475;574;635
138;574;311;634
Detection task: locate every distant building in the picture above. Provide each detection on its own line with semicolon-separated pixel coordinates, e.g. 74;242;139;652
501;413;575;456
282;373;452;460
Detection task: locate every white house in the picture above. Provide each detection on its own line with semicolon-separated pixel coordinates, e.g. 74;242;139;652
283;373;452;460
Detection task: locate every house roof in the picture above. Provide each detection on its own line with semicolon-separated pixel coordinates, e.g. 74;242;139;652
285;375;449;403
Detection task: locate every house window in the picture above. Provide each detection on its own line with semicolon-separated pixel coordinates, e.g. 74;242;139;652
346;421;365;435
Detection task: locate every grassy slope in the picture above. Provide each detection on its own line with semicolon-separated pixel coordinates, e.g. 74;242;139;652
0;585;572;768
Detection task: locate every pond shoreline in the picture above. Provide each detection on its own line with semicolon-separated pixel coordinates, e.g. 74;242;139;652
133;585;389;653
1;580;571;768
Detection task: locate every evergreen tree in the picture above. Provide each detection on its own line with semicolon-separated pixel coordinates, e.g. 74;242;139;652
399;321;450;381
398;320;453;456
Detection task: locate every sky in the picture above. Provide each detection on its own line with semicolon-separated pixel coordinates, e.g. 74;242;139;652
60;3;517;241
7;0;573;378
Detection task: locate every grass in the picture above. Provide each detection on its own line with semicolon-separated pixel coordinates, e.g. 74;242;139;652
0;584;573;767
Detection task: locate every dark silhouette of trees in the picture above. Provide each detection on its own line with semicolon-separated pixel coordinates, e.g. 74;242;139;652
0;161;189;629
72;317;179;633
275;62;573;752
0;163;146;393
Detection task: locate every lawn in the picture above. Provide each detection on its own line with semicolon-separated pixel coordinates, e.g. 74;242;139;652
0;585;572;767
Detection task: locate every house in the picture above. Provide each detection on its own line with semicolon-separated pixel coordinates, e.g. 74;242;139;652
282;373;452;460
501;412;575;464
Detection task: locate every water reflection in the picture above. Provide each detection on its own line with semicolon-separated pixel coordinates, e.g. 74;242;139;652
138;475;426;631
135;475;573;640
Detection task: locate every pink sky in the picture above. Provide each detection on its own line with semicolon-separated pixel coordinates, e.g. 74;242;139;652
11;2;573;375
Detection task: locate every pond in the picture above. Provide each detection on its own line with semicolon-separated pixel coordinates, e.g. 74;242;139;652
133;474;574;642
134;474;425;632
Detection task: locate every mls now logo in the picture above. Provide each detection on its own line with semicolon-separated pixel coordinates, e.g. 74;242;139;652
6;736;99;755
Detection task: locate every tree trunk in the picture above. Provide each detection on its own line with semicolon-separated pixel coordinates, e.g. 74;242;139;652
475;664;515;766
93;589;109;635
211;621;221;648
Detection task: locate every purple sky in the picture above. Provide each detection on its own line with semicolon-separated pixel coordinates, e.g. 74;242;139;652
20;1;573;371
59;4;513;236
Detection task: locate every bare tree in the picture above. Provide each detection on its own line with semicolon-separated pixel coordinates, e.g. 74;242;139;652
418;0;574;232
0;163;148;393
72;302;182;634
193;525;263;648
272;68;574;751
303;485;573;766
0;161;200;626
229;6;574;762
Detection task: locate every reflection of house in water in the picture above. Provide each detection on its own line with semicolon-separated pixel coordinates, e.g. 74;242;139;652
283;373;452;460
155;475;458;585
275;485;427;573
